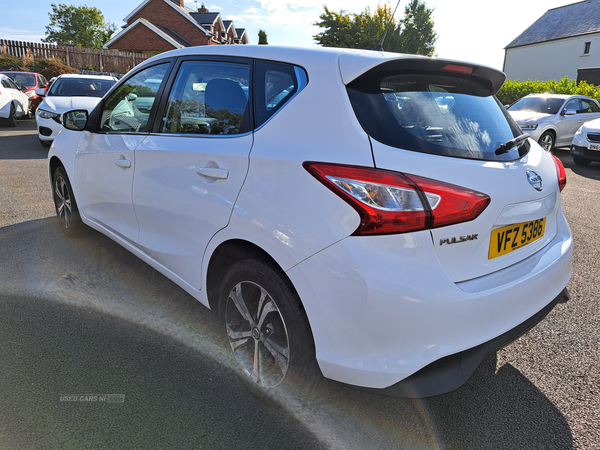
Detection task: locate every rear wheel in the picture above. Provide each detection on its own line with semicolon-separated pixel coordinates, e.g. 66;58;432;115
219;258;319;395
52;167;83;237
538;132;554;151
4;103;17;127
573;155;591;165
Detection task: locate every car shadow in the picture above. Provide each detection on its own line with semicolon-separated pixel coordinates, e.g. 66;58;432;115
0;218;573;449
553;147;600;180
0;119;48;160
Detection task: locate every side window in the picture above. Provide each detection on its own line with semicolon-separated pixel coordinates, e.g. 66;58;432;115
160;60;250;135
563;99;580;114
99;63;169;133
580;99;600;113
255;61;305;128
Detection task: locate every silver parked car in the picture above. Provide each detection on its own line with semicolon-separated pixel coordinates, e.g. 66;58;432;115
508;94;600;150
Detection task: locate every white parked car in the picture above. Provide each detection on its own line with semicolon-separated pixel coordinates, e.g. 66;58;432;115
0;73;31;127
571;117;600;165
36;74;117;147
508;93;600;151
48;46;572;398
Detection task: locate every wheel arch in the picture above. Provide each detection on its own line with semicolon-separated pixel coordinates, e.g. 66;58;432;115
206;239;288;313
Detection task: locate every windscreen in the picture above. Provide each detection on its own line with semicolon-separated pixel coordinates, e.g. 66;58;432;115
347;71;529;161
48;78;116;98
5;73;35;88
508;96;564;115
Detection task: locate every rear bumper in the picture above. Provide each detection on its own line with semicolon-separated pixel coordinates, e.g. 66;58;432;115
362;287;569;398
287;205;572;391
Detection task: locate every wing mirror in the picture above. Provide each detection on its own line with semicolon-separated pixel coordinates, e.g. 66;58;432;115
35;88;46;97
563;109;577;116
63;110;89;131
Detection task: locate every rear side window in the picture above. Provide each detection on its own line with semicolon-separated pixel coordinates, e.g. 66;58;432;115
348;70;528;161
255;61;307;128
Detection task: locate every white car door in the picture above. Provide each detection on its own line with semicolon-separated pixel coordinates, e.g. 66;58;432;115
74;63;171;243
133;59;253;290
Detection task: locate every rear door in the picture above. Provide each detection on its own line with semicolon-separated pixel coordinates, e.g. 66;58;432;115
132;58;253;290
345;58;564;282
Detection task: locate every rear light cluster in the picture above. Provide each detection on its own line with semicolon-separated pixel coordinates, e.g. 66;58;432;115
551;154;567;192
304;162;490;236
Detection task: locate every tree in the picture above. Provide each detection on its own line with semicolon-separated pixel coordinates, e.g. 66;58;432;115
43;4;117;49
313;0;437;56
258;29;268;45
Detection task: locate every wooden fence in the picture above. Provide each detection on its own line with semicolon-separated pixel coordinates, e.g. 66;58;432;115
0;39;152;74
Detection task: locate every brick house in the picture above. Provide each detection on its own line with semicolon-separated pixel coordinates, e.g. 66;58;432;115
104;1;248;53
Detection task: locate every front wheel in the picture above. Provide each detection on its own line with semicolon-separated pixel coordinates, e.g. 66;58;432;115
538;132;554;151
219;259;319;394
52;167;83;237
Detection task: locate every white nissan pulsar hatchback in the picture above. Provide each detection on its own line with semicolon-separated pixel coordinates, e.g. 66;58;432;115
48;46;572;398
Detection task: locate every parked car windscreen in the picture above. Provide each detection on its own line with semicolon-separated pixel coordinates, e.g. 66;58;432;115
4;73;36;88
48;77;116;98
508;96;564;115
347;71;529;161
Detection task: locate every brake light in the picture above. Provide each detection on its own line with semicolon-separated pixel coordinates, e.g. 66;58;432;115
442;64;473;74
303;162;490;236
551;154;566;192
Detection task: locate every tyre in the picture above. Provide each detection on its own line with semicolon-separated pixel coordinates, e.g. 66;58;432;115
4;103;17;127
573;155;591;165
52;166;83;237
538;132;554;151
219;258;319;395
39;138;51;148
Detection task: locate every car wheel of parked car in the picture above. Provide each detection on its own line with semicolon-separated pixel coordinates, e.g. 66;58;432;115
39;139;51;148
538;132;554;151
52;167;83;237
219;258;318;394
5;103;17;127
573;155;591;166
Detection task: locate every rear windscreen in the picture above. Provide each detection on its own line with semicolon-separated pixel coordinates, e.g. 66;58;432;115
347;71;528;161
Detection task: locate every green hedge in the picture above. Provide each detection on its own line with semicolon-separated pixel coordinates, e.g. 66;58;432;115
0;55;78;79
497;77;600;106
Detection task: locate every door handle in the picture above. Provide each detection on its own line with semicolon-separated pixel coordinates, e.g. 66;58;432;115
196;167;229;180
115;159;131;169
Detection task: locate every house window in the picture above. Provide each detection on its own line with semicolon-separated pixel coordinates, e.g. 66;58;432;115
584;42;591;54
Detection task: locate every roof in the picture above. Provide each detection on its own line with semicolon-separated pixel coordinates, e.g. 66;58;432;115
103;18;192;50
506;0;600;49
135;45;505;91
190;12;221;27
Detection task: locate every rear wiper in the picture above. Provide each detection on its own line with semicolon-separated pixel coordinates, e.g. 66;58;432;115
495;133;530;155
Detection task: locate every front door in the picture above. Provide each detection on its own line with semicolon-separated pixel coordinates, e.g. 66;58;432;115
74;62;171;243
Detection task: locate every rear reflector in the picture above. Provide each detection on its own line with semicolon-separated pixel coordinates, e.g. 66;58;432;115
304;162;490;236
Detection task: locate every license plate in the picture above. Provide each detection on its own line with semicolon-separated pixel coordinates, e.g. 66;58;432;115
489;218;546;259
588;143;600;151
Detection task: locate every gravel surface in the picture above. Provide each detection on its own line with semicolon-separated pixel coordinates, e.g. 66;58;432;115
0;120;598;449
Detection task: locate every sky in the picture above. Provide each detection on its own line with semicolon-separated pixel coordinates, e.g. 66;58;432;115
0;0;582;70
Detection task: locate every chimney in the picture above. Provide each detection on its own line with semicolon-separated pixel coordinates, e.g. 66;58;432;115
198;3;208;13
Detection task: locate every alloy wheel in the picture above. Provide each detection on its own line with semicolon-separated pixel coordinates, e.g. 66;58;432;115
225;280;290;388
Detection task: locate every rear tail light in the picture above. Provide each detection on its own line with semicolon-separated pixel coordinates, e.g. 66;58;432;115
303;162;490;236
551;154;567;192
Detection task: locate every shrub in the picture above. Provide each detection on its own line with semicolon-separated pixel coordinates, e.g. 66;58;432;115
36;59;79;79
0;53;23;70
497;77;600;105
